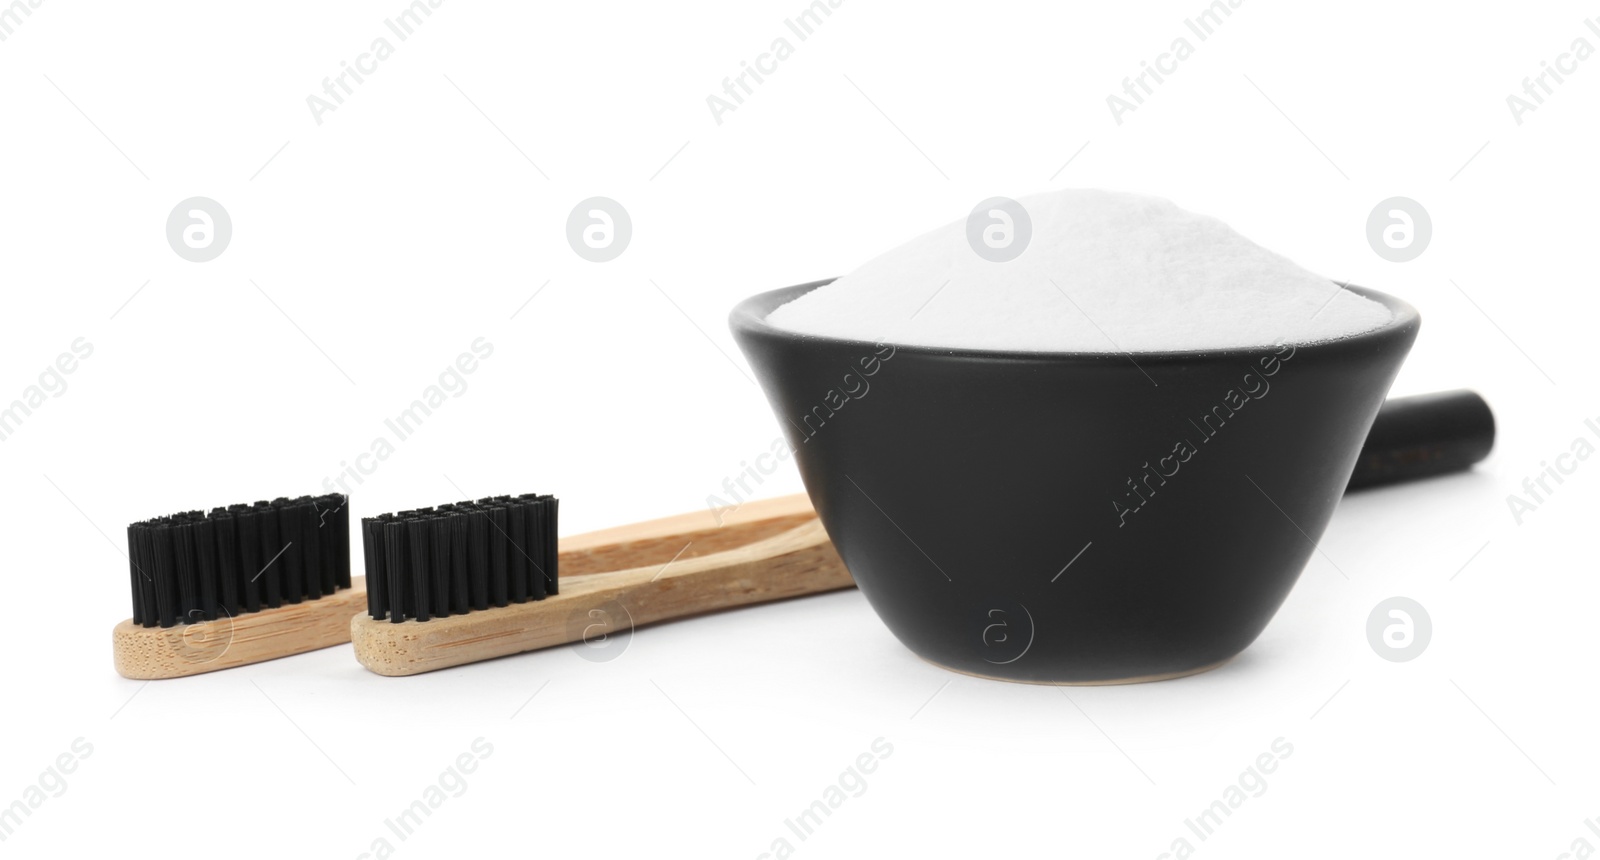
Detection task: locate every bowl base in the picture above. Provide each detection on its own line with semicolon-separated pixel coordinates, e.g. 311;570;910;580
915;653;1235;686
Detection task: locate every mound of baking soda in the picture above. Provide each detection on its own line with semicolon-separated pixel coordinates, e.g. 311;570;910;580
765;189;1391;352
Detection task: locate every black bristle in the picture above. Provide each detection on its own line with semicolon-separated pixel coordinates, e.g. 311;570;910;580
213;511;241;615
278;503;305;604
407;518;432;623
236;506;263;614
126;526;145;626
174;521;200;622
259;503;284;609
543;496;559;595
521;495;547;600
135;527;158;627
430;517;451;618
363;517;385;620
468;509;490;611
151;524;178;628
508;501;529;604
124;494;351;628
488;504;510;608
449;513;470;615
359;492;559;623
302;505;323;602
384;519;408;624
317;495;342;593
194;519;218;621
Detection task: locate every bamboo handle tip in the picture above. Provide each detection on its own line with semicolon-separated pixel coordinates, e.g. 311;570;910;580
111;582;368;680
349;616;428;677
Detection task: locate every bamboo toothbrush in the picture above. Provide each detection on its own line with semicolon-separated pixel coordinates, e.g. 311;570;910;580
113;494;358;680
113;492;830;679
350;493;848;676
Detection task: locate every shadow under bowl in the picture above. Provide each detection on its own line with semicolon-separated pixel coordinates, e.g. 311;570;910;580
730;279;1419;684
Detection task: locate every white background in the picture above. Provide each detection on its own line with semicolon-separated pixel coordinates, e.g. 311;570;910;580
2;0;1596;857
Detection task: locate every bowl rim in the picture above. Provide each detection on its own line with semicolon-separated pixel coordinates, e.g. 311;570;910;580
730;278;1421;364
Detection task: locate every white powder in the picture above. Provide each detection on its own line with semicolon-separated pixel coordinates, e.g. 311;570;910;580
766;189;1392;353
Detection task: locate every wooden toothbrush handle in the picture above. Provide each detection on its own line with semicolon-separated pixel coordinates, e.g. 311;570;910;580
350;518;851;676
112;578;369;680
558;492;815;576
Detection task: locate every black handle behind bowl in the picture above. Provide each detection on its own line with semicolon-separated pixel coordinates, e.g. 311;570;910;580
1347;390;1495;490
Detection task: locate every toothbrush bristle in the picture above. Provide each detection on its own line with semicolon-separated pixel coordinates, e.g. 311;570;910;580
126;494;351;628
361;494;558;623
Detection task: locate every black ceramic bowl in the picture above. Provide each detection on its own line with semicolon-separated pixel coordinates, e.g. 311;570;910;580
731;279;1420;684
